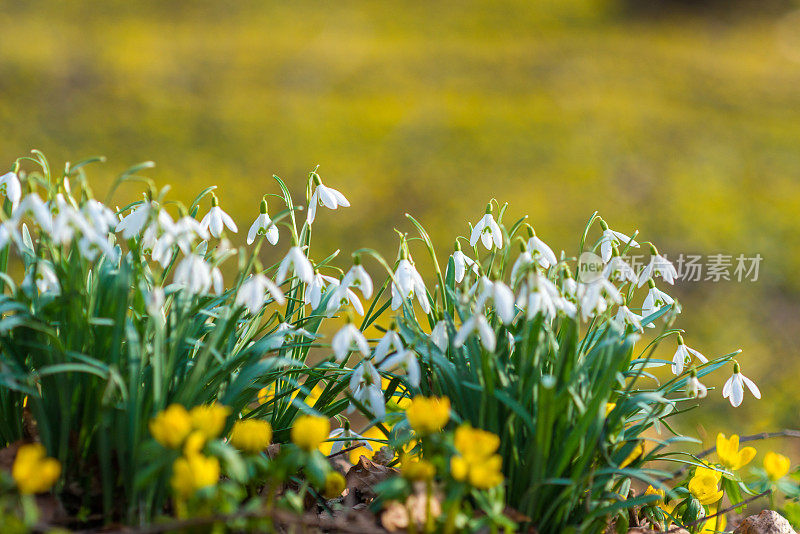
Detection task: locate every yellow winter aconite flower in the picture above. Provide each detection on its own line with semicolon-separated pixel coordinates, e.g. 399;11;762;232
688;472;723;505
699;506;726;533
605;402;616;416
291;415;330;452
401;456;436;481
450;424;504;489
454;424;500;461
323;471;346;499
12;443;61;495
405;396;450;434
764;451;791;481
716;433;756;471
170;453;220;498
644;485;665;504
149;404;193;449
695;461;723;482
229;419;273;454
189;404;230;439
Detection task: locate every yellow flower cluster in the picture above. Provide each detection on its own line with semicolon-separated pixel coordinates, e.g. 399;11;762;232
764;451;791;481
291;415;330;452
170;452;220;499
149;403;230;449
323;471;346;499
406;396;450;434
450;424;504;489
12;443;61;495
229;419;273;454
716;433;755;471
688;465;723;505
401;456;436;482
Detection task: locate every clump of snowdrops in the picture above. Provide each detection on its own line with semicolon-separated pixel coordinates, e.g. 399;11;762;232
0;151;770;532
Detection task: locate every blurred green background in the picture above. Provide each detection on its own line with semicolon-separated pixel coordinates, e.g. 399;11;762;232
2;0;799;439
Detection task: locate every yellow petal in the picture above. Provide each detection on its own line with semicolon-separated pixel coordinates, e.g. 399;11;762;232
736;446;756;470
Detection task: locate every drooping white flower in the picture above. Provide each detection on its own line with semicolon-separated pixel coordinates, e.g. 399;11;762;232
476;276;516;324
349;361;385;418
306;173;350;225
271;322;315;349
431;320;449;351
372;325;404;365
671;336;707;375
577;277;622;322
235;274;285;314
517;273;563;320
173;254;213;295
152;215;207;267
451;244;478;283
469;205;503;250
0;220;21;250
722;362;760;407
342;258;373;299
0;172;21;211
527;231;557;269
82;199;117;233
638;246;678;287
390;257;430;313
510;249;533;286
146;286;166;318
641;282;675;319
200;195;237;238
24;262;60;295
332;321;370;362
328;424;373;455
211;266;224;295
115;201;152;239
604;256;637;285
247;198;279;245
15;194;53;234
454;314;496;352
325;282;365;316
276;246;314;284
598;221;639;263
614;305;650;332
306;272;337;309
379;349;421;387
687;370;707;399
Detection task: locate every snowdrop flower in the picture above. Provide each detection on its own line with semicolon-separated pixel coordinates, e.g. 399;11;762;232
390;256;430;314
247;198;279;245
15;194;53;234
173;254;213;295
526;228;557;269
379;349;421;387
342;256;373;299
0;220;21;251
431;320;449;351
153;215;208;267
604;254;637;285
349;361;385;418
236;274;285;314
332;319;370;362
276;246;314;284
210;266;224;295
686;369;707;399
115;201;152;239
326;282;365;316
451;242;478;283
454;314;496;352
469;203;503;250
614;304;646;332
671;336;708;375
597;219;639;263
306;272;337;309
722;362;761;407
328;423;373;455
272;322;314;348
82;199;117;233
476;276;516;324
200;195;237;238
517;273;562;320
25;262;60;295
637;244;678;287
372;324;404;365
578;278;622;322
0;172;21;211
306;172;350;225
641;281;675;319
510;247;534;286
